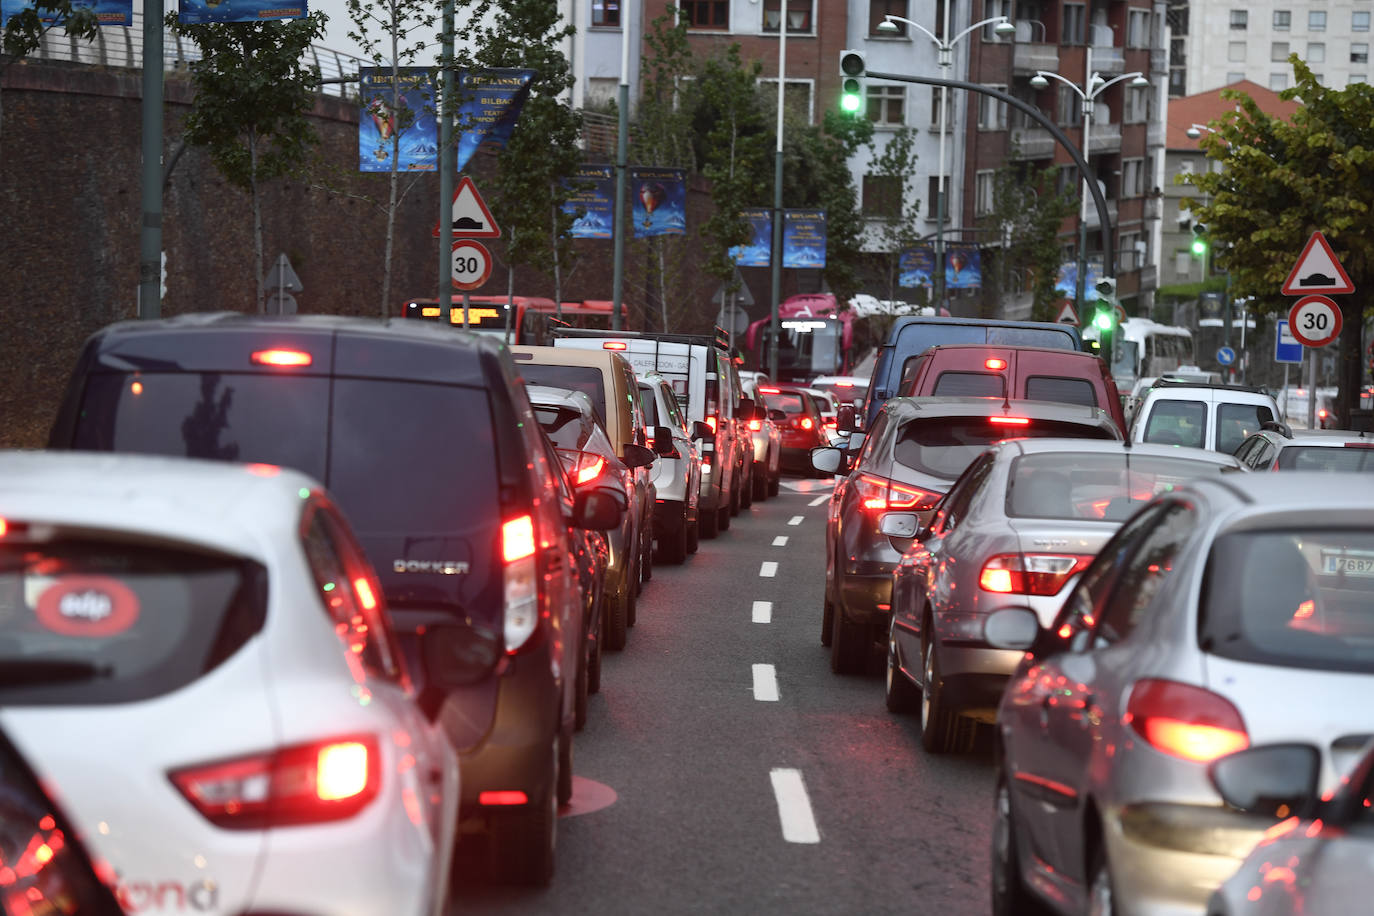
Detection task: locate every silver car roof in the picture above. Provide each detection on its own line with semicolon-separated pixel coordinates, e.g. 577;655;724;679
1000;438;1242;467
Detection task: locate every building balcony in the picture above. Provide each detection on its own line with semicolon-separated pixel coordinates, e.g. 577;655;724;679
1013;42;1060;74
1010;126;1056;159
1088;120;1122;154
1083;199;1119;229
1138;263;1158;290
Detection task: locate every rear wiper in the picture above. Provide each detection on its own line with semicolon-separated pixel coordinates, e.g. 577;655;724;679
0;658;115;687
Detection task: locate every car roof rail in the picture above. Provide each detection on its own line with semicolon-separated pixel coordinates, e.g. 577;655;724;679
1151;378;1269;395
1260;420;1293;438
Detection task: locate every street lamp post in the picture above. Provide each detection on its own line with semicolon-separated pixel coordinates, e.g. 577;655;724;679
878;13;1015;312
1030;54;1148;318
610;0;635;331
1185;122;1232;372
768;9;789;380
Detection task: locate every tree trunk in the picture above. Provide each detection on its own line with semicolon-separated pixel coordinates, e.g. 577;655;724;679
658;240;669;332
1337;297;1365;428
381;56;402;317
503;266;516;344
551;198;562;322
250;131;265;314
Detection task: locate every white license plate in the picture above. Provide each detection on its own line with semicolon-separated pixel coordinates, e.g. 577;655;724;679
1322;552;1374;576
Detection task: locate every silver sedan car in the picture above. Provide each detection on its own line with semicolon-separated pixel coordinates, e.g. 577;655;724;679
884;440;1241;754
985;473;1374;916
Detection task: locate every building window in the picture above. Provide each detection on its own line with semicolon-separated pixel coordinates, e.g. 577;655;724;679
978;85;1008;129
1270;72;1288;90
1227;71;1246;83
863;174;904;219
1308;42;1325;63
762;0;812;33
1272;41;1290;61
680;0;728;29
591;0;619;27
586;77;617;106
1175;250;1192;275
1228;41;1247;61
1062;3;1086;44
870;0;907;36
1127;9;1151;47
929;86;953;128
927;175;943;218
1120;232;1142;271
1230;10;1247;30
1355;11;1371;32
1309;11;1326;32
1353;74;1368;84
975;170;996;216
1122;158;1145;197
1354;43;1369;63
867;85;906;125
1057;85;1083;126
1056;164;1076;197
1273;10;1290;31
983;0;1011;39
1124;85;1149;122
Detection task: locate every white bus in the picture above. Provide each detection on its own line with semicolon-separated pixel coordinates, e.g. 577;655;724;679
1085;318;1194;391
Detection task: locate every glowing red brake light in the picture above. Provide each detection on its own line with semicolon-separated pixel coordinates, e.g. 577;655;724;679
748;419;762;431
575;455;606;486
856;473;940;511
985;358;1008;370
979;553;1092;596
706;416;718;434
251;349;312;367
352;577;377;611
1125;679;1249;763
835;381;854;387
603;341;628;350
502;515;536;562
759;387;781;394
799;417;815;430
479;790;529;806
989;416;1031;426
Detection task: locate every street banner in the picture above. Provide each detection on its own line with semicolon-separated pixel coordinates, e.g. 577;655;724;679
563;164;615;239
631;167;687;237
177;0;304;23
1056;262;1100;299
945;244;981;289
359;68;438;172
729;209;772;267
455;68;535;172
783;209;826;268
2;0;130;25
899;244;935;289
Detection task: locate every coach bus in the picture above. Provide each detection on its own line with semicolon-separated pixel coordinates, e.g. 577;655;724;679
401;295;558;345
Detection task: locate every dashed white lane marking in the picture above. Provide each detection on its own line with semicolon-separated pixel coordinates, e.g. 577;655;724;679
759;561;779;577
788;515;804;526
808;495;829;507
752;600;773;623
772;536;788;547
770;768;821;844
752;664;779;701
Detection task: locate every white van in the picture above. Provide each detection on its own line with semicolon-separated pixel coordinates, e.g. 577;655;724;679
1129;380;1281;455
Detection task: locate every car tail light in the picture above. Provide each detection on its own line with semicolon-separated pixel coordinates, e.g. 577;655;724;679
989;416;1031;427
856;473;940;512
824;418;837;428
251;349;312;367
0;518;6;537
603;341;627;351
834;381;854;388
748;419;762;431
571;454;605;486
759;387;781;394
705;416;718;434
1124;679;1249;763
979;554;1092;596
502;515;539;652
170;735;380;828
798;417;815;431
985;358;1008;370
479;790;529;806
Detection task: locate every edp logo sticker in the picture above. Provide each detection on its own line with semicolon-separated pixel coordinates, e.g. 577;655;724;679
35;577;141;636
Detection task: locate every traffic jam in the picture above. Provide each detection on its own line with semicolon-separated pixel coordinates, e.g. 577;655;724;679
2;304;1373;916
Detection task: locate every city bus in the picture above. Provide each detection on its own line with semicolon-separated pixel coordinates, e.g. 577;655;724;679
1084;317;1194;392
533;299;631;331
401;295;558;344
742;293;856;384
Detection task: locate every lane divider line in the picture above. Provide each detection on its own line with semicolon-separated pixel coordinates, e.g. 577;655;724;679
752;664;779;701
788;515;804;526
759;561;778;577
770;768;821;844
772;536;788;547
752;600;773;623
808;495;829;507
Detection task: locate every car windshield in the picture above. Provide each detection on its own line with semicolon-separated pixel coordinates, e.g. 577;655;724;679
1141;399;1206;449
1007;453;1228;521
763;392;806;415
1278;444;1374;472
517;365;607;422
1216;403;1274;454
892;418;1114;480
1202;530;1374;674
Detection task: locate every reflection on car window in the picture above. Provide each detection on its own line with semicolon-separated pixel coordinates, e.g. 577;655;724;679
932;372;1005;398
764;393;805;414
1007;453;1225;521
1143;400;1206;449
1096;501;1195;642
1216;404;1274;454
1278;445;1374;472
518;365;607;421
1026;376;1097;408
1055;504;1166;638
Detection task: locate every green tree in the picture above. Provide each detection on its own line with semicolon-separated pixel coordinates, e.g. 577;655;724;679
978;160;1076;321
2;0;97;168
1182;57;1374;426
866;126;924;305
167;13;328;313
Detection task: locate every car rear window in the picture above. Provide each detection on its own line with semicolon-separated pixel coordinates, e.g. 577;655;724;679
517;365;607;421
1201;530;1374;674
932;372;1005;398
892;418;1115;480
1277;444;1374;472
638;385;660;425
0;540;266;705
533;404;592;451
1141;400;1206;449
1215;403;1275;454
1007;453;1228;520
764;392;805;414
1025;376;1098;408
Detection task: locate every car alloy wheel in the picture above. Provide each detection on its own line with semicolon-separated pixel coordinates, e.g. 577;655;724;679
920;638;973;753
991;775;1043;916
884;618;919;713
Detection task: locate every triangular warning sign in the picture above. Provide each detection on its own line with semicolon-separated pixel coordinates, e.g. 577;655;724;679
432;176;502;239
1055;301;1079;325
1282;231;1354;295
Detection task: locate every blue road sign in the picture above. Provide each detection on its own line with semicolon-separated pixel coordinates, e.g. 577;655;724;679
1217;346;1236;366
1274;320;1305;364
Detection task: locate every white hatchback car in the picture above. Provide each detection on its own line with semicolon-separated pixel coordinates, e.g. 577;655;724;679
0;451;488;916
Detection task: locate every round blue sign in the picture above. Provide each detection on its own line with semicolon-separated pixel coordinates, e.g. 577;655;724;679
1216;346;1236;366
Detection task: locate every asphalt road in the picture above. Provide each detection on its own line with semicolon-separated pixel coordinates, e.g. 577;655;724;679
449;476;996;915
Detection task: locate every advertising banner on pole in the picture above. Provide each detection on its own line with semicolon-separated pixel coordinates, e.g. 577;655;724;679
358;68;438;172
782;209;826;268
945;243;981;289
176;0;303;23
900;244;935;289
455;69;535;172
2;0;130;24
630;167;687;237
562;164;615;239
729;209;773;267
1055;262;1099;299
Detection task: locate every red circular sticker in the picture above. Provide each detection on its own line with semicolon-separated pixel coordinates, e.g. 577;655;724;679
34;576;141;637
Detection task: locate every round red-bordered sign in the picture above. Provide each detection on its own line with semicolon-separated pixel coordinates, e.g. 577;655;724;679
34;576;141;637
1288;295;1343;348
450;240;492;291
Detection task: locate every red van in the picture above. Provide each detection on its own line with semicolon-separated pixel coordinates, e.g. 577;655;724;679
898;344;1128;434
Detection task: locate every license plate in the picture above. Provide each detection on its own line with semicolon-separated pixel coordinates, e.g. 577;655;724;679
1322;551;1374;576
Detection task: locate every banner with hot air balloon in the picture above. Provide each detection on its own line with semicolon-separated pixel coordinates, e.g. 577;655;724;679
945;243;982;289
630;167;686;238
899;244;935;289
1;0;130;26
728;209;772;267
359;68;439;172
176;0;303;23
562;164;615;239
782;209;826;269
455;69;536;172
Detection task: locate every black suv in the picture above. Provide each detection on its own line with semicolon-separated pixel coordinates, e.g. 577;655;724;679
47;314;624;886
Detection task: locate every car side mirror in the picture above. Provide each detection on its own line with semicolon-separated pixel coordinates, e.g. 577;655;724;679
415;621;504;719
621;442;657;468
1209;744;1322;819
573;483;627;530
767;408;787;423
837;405;857;433
810;446;846;475
652;426;677;457
692;420;713;441
878;512;919;538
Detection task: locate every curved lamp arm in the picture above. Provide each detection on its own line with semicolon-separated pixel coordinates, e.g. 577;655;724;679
1031;69;1086;99
882;14;940;47
951;15;1012;47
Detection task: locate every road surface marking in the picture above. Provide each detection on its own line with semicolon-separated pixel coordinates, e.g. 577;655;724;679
808;495;829;507
770;769;820;843
759;561;778;577
772;536;788;547
752;600;773;623
788;515;804;526
752;664;779;701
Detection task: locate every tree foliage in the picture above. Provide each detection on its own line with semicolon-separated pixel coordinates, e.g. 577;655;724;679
865;125;923;304
978;159;1077;321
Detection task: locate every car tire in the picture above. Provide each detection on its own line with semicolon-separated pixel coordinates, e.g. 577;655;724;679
884;619;920;713
821;595;835;647
485;744;556;887
557;726;574;807
574;633;589;730
991;773;1046;916
829;603;866;675
606;591;628;651
1088;842;1116;916
740;468;753;508
588;599;604;694
768;470;780;497
640;532;653;585
658;517;688;564
728;476;740;517
700;502;719;538
686;515;700;553
753;465;768;501
718;504;731;531
625;577;637;627
920;638;975;753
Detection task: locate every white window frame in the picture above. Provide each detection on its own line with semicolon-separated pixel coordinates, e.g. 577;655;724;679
1122;157;1145;198
1309;10;1327;32
978;85;1008;130
1228;41;1247;62
1273;10;1291;31
866;84;907;126
1307;42;1326;63
1127;9;1151;47
1272;41;1290;61
1355;11;1372;32
975;169;996;216
1230;10;1247;30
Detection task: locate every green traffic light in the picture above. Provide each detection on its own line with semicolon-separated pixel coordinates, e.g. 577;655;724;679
1191;238;1207;257
840;93;862;113
1093;309;1114;331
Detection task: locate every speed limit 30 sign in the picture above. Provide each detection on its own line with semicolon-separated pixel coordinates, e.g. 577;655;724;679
1288;294;1342;347
451;240;492;291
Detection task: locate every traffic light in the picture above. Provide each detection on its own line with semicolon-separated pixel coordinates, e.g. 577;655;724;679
1191;223;1208;258
839;50;866;116
1092;277;1118;360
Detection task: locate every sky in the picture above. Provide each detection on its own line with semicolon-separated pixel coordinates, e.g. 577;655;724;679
306;0;476;66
